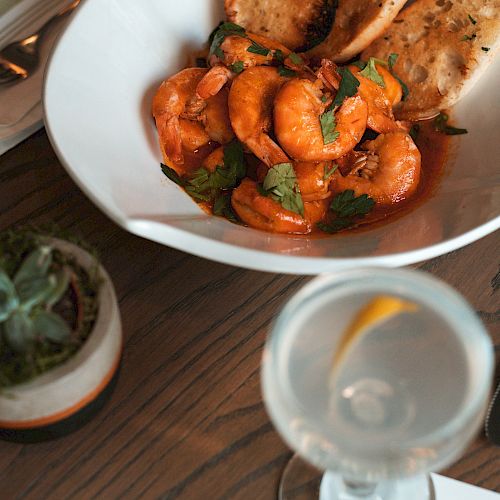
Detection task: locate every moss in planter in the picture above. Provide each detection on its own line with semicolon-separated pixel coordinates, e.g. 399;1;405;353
0;230;100;388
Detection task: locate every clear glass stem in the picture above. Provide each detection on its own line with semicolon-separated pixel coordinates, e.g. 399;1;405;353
320;473;382;500
342;479;377;497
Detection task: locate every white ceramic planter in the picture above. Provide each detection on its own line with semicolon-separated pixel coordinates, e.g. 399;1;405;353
0;239;122;441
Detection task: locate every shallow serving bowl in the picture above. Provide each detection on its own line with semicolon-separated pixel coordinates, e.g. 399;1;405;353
43;0;500;274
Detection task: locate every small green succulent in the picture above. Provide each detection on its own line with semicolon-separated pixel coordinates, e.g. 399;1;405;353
0;245;71;352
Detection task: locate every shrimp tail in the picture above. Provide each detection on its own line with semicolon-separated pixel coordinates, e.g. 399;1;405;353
317;59;341;91
248;134;290;168
158;115;184;165
196;65;233;99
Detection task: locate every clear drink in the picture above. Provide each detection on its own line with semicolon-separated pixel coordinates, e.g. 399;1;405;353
262;269;493;500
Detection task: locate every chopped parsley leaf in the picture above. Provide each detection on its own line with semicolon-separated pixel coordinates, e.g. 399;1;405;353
332;67;360;108
434;112;468;135
273;49;285;64
289;52;303;65
388;53;398;70
213;194;239;223
247;41;271;56
278;66;296;77
261;163;304;216
160;140;246;203
161;164;184;186
317;190;375;233
323;164;338;181
351;60;367;69
229;61;244;73
209;22;246;59
320;110;340;145
320;67;360;145
468;14;477;25
393;74;409;100
359;57;386;87
461;34;477;41
482;46;490;52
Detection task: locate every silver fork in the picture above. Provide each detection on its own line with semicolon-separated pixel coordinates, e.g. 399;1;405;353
0;0;80;86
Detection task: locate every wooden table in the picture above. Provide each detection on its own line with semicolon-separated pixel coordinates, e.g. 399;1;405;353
0;130;498;499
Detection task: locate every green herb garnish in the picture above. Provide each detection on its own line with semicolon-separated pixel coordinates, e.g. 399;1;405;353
320;111;340;145
319;67;360;145
323;164;338;180
273;49;285;63
213;194;239;223
350;60;367;69
461;34;476;41
209;22;246;59
393;74;409;100
289;52;303;65
229;61;244;74
388;53;398;70
161;164;184;186
359;57;386;87
278;66;297;77
247;40;271;56
468;14;477;25
481;46;490;52
332;67;360;108
161;140;246;204
317;190;375;233
261;163;304;216
434;112;468;135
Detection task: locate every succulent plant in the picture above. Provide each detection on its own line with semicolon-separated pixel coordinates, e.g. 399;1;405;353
0;245;71;352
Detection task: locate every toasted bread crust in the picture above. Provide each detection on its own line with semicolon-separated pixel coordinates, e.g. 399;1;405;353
362;0;500;119
225;0;329;50
305;0;408;62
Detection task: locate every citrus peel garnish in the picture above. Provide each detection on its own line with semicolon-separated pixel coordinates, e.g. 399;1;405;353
330;295;419;383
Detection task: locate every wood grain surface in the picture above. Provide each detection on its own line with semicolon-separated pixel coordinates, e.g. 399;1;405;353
0;130;498;499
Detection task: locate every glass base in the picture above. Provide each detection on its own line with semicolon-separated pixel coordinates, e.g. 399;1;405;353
279;454;436;500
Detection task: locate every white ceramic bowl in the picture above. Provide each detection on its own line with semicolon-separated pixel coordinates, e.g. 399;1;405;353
43;0;500;275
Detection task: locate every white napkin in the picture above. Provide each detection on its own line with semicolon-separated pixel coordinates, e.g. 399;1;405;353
0;0;76;154
431;473;500;499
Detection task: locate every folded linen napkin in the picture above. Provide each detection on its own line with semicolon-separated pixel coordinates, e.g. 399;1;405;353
0;0;75;155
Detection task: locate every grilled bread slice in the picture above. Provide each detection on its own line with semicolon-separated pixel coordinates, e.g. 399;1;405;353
224;0;333;51
305;0;408;62
362;0;500;120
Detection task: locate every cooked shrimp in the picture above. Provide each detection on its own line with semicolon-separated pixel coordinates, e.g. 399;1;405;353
200;31;303;99
256;161;333;201
197;65;234;99
210;32;291;68
274;78;368;161
229;66;290;167
316;59;341;91
377;65;403;107
179;119;210;151
153;67;236;167
294;162;333;202
202;146;225;172
349;65;400;134
333;131;421;205
304;198;331;226
231;178;310;234
200;87;235;144
152;68;207;164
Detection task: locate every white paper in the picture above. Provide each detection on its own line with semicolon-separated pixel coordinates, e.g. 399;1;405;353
432;474;500;499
